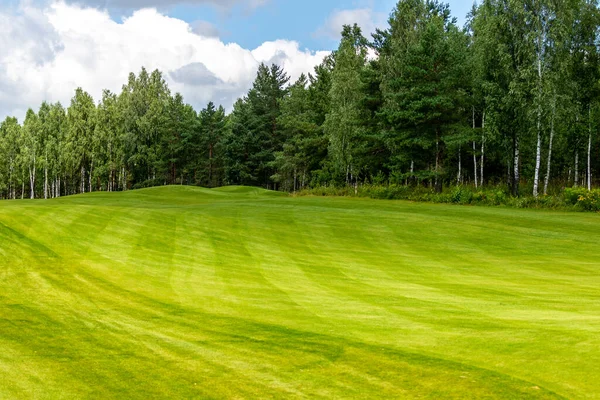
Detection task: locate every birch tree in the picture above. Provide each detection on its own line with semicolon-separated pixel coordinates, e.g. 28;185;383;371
67;88;96;194
22;109;41;199
324;24;368;184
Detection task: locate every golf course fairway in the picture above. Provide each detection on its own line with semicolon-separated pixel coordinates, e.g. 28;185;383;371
1;185;599;399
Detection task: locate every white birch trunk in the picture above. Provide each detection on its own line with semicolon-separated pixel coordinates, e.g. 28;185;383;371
514;136;520;196
29;156;36;200
457;145;462;184
481;111;485;186
44;166;48;200
81;166;85;194
29;168;34;199
472;107;478;188
543;103;555;196
533;126;542;197
533;14;544;198
588;131;592;191
473;141;478;188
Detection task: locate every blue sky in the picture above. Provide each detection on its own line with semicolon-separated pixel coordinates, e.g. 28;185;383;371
137;0;473;50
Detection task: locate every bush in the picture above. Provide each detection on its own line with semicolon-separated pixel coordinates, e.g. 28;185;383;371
574;190;600;212
451;186;474;204
490;190;507;206
564;187;589;205
296;184;600;212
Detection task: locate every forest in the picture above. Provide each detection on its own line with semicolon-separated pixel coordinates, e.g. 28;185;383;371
1;0;599;200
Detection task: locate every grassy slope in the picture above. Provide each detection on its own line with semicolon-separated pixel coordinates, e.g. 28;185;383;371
0;185;599;399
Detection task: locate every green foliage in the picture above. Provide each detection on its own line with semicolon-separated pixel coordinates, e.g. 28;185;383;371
565;187;600;211
299;184;599;212
324;24;368;183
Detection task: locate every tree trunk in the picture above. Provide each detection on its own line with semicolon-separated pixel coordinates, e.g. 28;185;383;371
81;166;85;194
346;165;350;185
513;135;520;197
472;107;478;188
29;165;35;199
588;105;593;190
480;112;485;187
543;99;555;196
533;24;543;198
44;166;48;200
588;131;593;190
533;125;542;197
473;141;478;189
457;145;462;185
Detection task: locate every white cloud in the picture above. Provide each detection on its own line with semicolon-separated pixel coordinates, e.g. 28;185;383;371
0;1;329;121
191;20;220;38
64;0;269;11
316;8;387;40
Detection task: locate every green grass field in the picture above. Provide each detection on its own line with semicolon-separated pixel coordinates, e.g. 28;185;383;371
1;186;599;399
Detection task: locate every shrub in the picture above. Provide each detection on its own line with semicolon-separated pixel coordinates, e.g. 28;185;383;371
473;191;487;203
564;187;589;205
296;184;599;212
491;190;507;206
574;190;600;212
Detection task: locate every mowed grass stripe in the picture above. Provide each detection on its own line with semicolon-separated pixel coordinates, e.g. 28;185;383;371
0;186;598;398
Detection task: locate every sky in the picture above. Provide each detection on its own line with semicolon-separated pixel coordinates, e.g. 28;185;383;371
0;0;473;122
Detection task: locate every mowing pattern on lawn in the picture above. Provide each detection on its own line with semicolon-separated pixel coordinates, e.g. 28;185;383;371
1;186;599;399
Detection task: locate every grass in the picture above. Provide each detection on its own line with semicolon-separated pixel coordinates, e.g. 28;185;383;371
1;185;599;399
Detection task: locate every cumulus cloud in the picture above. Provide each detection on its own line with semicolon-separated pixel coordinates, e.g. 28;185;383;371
191;20;220;38
316;8;387;40
170;62;220;85
0;1;329;121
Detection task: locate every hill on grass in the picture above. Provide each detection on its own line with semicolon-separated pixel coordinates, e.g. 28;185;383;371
0;186;599;398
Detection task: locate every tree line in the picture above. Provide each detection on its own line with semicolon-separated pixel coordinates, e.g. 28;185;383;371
1;0;599;200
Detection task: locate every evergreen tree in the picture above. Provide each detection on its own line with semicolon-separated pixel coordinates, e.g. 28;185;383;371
199;102;226;187
272;74;324;190
380;0;469;192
